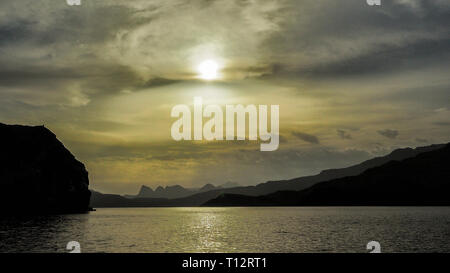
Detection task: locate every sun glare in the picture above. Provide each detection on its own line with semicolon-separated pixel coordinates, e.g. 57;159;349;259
198;60;219;80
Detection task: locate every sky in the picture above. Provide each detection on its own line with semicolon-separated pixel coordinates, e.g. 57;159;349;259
1;0;449;194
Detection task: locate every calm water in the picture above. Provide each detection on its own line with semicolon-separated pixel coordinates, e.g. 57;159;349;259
0;207;449;253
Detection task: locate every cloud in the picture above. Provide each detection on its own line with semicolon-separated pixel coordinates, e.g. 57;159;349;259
434;122;450;126
2;0;450;84
286;38;450;78
1;0;450;194
337;129;352;140
261;0;450;79
378;129;399;139
291;131;320;144
142;77;181;88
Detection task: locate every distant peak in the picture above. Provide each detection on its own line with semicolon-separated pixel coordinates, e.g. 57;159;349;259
137;185;153;195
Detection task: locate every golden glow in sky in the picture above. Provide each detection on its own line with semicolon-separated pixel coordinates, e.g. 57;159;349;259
198;60;219;80
2;1;449;194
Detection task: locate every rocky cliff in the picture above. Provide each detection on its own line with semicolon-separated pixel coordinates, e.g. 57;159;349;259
0;123;91;214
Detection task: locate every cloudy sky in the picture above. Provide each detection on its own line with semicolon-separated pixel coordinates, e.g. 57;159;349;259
1;0;449;194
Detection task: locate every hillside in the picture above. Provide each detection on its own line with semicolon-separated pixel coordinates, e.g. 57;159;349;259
205;143;450;206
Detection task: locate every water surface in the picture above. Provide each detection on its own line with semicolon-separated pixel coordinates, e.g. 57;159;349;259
1;207;449;253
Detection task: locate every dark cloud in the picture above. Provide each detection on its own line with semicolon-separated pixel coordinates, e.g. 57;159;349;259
371;83;450;111
378;129;399;139
0;4;150;47
289;38;450;78
337;129;352;140
262;0;450;79
0;63;182;103
142;77;181;88
291;131;320;144
0;19;35;46
433;122;450;126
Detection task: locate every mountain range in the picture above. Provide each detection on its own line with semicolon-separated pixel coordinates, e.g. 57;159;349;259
90;143;447;207
205;143;450;206
126;182;240;199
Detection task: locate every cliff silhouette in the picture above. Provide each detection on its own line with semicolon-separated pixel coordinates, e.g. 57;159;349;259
0;123;91;214
204;143;450;206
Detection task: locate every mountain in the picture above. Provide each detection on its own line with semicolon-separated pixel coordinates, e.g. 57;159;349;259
204;143;450;206
169;143;446;203
200;183;217;192
134;185;193;199
90;143;446;207
243;143;446;196
133;183;223;199
90;191;170;207
0;123;91;214
163;185;193;198
136;185;154;197
92;187;227;207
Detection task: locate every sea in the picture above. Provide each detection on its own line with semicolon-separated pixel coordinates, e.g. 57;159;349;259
1;207;449;253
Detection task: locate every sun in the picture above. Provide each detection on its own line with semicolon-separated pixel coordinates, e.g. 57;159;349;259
198;60;219;80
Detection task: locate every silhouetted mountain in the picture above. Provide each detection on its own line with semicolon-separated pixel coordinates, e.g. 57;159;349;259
164;185;191;198
90;191;170;207
176;143;446;203
245;143;446;196
92;189;225;207
90;143;446;207
135;184;194;198
92;187;227;207
204;143;450;206
164;143;446;204
0;123;91;214
133;183;222;199
200;184;216;192
137;185;154;197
